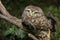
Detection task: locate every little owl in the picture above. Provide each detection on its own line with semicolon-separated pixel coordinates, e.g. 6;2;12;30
22;5;52;31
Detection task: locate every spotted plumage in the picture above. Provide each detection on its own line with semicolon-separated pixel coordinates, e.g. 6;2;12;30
22;5;52;30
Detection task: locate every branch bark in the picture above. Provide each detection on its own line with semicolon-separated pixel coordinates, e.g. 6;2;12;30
0;1;39;40
47;10;60;23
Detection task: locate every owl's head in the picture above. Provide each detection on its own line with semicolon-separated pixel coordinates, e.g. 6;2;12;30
23;5;44;18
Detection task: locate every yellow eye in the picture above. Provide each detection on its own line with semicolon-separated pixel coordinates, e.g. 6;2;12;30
34;12;38;14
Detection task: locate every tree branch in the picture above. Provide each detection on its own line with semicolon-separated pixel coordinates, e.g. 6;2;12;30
0;1;11;17
0;14;23;29
47;9;60;23
28;33;39;40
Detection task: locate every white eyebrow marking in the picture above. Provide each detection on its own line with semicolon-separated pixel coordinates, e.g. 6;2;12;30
26;9;31;13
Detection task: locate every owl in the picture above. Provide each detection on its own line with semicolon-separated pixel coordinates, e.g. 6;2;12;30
22;5;52;31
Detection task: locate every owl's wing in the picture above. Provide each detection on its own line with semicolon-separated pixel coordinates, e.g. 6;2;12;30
22;18;36;29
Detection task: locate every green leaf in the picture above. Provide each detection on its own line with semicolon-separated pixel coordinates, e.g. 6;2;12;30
15;29;27;39
4;27;14;36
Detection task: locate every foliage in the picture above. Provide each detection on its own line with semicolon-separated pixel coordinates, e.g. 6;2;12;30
3;25;27;39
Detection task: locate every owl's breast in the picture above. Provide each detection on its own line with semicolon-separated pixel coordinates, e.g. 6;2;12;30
26;14;51;28
31;16;51;28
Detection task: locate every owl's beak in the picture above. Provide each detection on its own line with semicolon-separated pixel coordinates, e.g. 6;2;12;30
30;12;33;16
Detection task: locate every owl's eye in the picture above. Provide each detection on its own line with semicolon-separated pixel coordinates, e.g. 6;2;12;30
25;9;31;12
34;12;38;14
26;10;30;12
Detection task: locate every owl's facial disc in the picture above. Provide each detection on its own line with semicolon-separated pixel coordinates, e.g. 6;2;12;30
25;8;41;17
